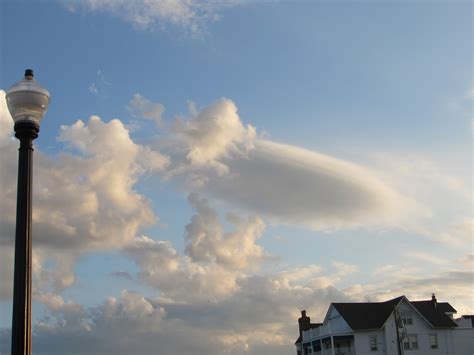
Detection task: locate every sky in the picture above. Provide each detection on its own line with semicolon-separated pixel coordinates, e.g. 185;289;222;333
0;0;472;354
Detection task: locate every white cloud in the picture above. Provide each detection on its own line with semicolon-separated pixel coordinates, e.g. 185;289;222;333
4;225;473;355
359;254;474;315
88;70;111;97
123;235;241;302
402;251;449;265
331;260;358;278
123;195;266;302
63;0;243;36
0;91;13;140
171;98;256;175
274;265;323;283
0;93;168;298
166;98;420;230
2;88;472;354
185;193;266;269
434;218;474;246
23;271;353;355
27;253;474;355
88;82;99;95
465;87;474;100
370;153;472;246
127;93;165;126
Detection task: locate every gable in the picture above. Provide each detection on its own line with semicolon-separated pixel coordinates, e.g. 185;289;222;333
326;306;352;333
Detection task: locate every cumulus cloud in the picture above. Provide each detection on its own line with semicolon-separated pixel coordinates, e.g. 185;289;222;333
185;193;266;269
123;235;241;302
127;93;165;126
123;194;266;302
2;87;471;355
18;268;354;355
62;0;243;36
0;92;168;298
171;98;256;175
18;115;169;252
26;254;472;355
4;223;473;355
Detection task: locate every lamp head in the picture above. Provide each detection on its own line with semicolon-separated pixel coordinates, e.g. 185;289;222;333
6;69;50;126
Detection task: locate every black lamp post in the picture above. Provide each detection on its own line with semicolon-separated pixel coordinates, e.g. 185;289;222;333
6;69;50;355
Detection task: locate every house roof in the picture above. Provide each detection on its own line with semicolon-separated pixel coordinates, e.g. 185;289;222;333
331;296;458;330
411;301;458;328
332;296;403;330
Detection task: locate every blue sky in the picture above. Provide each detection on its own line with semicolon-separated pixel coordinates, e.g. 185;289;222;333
1;1;472;354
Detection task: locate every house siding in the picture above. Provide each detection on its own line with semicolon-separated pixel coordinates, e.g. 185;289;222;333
452;329;474;355
354;330;386;355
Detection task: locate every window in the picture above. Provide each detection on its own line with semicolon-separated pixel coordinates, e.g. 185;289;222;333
403;334;418;350
312;341;322;352
369;335;378;351
400;311;413;326
429;334;438;349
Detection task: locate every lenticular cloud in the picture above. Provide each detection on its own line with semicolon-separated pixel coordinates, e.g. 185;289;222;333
169;98;419;231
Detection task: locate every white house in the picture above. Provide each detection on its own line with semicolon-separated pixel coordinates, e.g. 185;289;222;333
295;294;474;355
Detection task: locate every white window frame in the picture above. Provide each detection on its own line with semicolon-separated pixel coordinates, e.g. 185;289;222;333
400;311;413;326
403;334;418;350
429;334;438;349
369;335;378;351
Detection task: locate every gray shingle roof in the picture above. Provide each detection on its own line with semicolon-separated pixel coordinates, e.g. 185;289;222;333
333;296;458;330
411;301;458;328
332;296;403;330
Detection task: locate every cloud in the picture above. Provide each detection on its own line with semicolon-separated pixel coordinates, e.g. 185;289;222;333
127;93;165;126
331;260;358;278
369;153;472;246
123;194;266;302
0;93;168;298
2;88;472;355
63;0;243;36
88;70;111;97
120;195;351;314
185;193;266;269
434;218;474;246
4;214;473;355
18;270;353;355
88;82;99;95
171;98;256;175
465;87;474;100
358;254;474;315
163;98;420;231
23;252;473;355
24;115;169;251
402;251;448;266
123;235;241;302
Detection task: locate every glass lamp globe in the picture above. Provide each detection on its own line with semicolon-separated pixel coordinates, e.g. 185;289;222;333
6;69;50;125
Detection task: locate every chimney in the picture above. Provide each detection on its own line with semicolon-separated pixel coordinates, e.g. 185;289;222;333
298;310;311;335
431;293;437;308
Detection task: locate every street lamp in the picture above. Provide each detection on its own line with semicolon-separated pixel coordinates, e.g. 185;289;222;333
6;69;50;355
